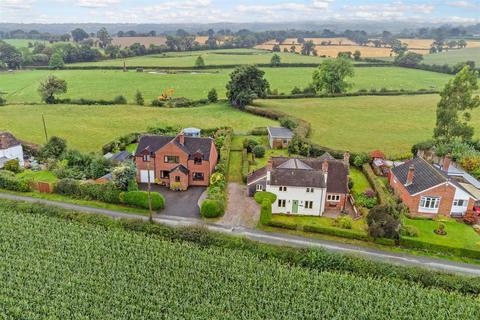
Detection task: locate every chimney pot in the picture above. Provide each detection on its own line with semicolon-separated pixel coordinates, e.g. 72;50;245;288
322;159;329;173
178;130;185;145
343;151;350;166
442;154;452;172
406;165;415;186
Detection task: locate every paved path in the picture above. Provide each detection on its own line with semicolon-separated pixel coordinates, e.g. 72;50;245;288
1;192;479;276
218;183;260;228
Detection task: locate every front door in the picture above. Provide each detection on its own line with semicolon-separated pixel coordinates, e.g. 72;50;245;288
292;200;298;214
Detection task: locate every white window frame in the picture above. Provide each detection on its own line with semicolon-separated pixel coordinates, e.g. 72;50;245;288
327;194;340;202
279;186;287;192
306;187;314;193
256;184;263;191
419;196;440;211
305;201;313;209
453;199;467;207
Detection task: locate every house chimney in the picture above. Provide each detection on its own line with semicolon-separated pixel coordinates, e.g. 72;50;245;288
178;131;185;145
442;154;452;172
266;158;273;183
322;158;329;173
405;165;415;186
343;151;350;167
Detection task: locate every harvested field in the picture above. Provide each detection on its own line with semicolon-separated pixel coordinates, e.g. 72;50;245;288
111;36;230;48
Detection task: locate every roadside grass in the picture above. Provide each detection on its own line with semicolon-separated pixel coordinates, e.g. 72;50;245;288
350;168;371;194
0;189;150;215
0;103;275;152
254;94;480;155
0;67;451;103
402;217;480;252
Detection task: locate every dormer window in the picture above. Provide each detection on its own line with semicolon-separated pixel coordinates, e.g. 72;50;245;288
194;157;202;165
142;154;150;162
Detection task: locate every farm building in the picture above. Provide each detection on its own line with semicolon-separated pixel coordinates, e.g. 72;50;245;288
267;127;293;149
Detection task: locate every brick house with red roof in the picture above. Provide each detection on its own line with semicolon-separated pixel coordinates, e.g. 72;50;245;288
134;131;218;190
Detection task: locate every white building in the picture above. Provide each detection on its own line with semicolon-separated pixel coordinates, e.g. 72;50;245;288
247;154;350;216
0;132;24;168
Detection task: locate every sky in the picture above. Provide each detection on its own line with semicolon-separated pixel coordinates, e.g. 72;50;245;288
0;0;479;24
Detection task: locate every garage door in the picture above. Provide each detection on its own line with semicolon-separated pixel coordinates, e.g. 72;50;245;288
140;170;155;183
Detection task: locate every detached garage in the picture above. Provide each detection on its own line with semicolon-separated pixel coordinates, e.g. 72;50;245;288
140;170;155;183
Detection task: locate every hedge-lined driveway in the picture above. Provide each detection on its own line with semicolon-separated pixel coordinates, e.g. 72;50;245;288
139;184;205;218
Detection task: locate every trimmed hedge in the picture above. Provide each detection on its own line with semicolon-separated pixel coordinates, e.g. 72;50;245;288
302;224;371;241
55;179;122;204
121;191;165;210
267;219;297;230
4;200;480;296
254;191;277;205
362;163;394;205
200;199;223;218
399;237;480;260
0;171;31;192
102;132;141;154
259;199;273;225
241;149;249;183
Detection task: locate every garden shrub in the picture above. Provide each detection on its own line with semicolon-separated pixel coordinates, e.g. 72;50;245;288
254;191;277;205
355;190;378;209
0;171;31;192
334;216;353;229
252;145;266;158
55;179;122;204
3;159;20;173
279;117;298;130
122;191;165;210
367;204;402;239
243;138;259;152
400;225;419;237
259;199;272;225
113;95;127;104
200;199;223;218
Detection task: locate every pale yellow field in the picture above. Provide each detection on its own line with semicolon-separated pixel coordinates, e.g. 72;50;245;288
111;36;229;48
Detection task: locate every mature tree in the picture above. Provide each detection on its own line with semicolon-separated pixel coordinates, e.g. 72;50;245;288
367;204;402;239
226;65;270;108
452;61;475;74
312;58;354;94
71;28;89;42
48;52;64;69
447;40;458;49
40;136;67;160
390;39;407;55
105;44;120;58
337;51;352;59
195;55;205;68
394;52;423;67
301;40;315;56
206;36;217;49
290;45;296;53
458;39;467;48
0;41;22;68
272;44;281;52
96;27;112;48
270;53;281;67
38;75;67;103
434;66;480;143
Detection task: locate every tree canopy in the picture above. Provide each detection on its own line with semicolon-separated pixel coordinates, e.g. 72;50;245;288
434;66;480;143
38;76;67;104
226;65;270;108
312;58;354;94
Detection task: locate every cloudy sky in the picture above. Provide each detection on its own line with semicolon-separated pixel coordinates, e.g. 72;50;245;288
0;0;479;24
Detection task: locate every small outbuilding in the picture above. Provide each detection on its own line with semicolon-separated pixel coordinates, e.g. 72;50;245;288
267;127;293;149
183;128;201;137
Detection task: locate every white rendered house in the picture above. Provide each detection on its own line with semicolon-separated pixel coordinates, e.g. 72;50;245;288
0;132;24;168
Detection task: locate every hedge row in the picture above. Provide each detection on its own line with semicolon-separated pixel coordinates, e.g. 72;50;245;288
265;89;439;100
0;171;31;192
399;237;480;260
121;191;165;210
31;62;391;71
302;224;371;241
241;149;249;184
102;132;141;154
55;97;127;105
6;199;479;296
362;163;394;205
245;105;311;139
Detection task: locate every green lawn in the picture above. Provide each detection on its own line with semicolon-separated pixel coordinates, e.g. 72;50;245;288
422;46;480;66
403;217;480;252
0;103;275;152
71;48;329;67
16;170;58;183
350;168;371;194
0;67;451;103
254;94;480;156
3;39;71;49
227;151;243;183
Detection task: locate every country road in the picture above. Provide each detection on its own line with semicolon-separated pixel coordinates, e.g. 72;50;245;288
1;192;479;276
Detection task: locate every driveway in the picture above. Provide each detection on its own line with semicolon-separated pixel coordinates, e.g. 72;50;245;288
139;184;205;218
218;183;260;228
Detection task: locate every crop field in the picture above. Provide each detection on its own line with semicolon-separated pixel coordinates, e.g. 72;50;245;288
254;94;480;156
0;103;274;152
72;48;327;67
0;203;478;319
255;43;398;57
0;67;451;103
110;35;229;48
422;46;480;66
2;39;70;49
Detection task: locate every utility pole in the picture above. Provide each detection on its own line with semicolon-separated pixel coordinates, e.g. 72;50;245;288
42;114;48;142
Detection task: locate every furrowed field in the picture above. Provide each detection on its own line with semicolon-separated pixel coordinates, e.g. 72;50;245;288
254;94;480;156
0;103;274;151
1;203;478;319
1;67;451;103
